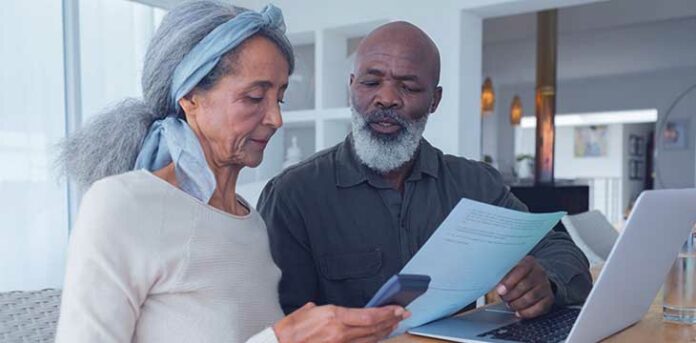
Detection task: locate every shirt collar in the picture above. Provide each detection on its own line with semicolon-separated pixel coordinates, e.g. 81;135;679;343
408;139;439;181
335;134;439;188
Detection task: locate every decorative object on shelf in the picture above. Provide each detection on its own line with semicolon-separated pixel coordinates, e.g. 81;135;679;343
661;119;689;150
628;134;644;157
510;95;522;126
628;159;644;180
574;125;608;158
282;136;303;169
515;154;534;179
481;77;495;116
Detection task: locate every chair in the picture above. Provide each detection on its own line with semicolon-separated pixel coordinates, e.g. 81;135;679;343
0;289;61;342
561;210;619;266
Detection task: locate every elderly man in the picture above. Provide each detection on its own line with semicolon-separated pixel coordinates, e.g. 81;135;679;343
258;21;592;319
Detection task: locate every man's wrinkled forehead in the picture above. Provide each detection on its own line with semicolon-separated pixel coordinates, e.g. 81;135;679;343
356;50;425;74
353;22;440;85
355;44;435;82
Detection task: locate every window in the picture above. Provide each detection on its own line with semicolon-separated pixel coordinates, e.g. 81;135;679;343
0;0;165;292
0;0;68;291
80;0;165;119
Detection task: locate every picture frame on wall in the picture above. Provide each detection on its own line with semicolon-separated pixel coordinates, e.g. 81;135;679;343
574;125;609;157
629;134;644;157
661;119;689;150
629;159;644;180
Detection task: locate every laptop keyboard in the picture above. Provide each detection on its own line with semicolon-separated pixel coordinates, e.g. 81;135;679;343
477;307;580;343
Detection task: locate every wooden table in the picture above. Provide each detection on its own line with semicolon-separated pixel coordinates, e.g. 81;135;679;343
388;266;696;342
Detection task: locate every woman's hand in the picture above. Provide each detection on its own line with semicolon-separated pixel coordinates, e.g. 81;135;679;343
273;302;410;343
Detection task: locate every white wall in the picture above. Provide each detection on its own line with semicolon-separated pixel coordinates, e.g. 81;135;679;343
484;0;696;44
655;83;696;189
282;0;482;157
233;0;604;205
489;67;696;187
483;6;696;85
482;1;696;186
557;125;623;179
231;0;602;159
515;124;623;179
515;122;654;224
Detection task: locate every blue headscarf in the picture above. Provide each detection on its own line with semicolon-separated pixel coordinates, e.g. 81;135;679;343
134;4;287;203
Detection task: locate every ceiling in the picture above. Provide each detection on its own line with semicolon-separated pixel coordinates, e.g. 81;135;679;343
484;0;696;44
482;0;696;85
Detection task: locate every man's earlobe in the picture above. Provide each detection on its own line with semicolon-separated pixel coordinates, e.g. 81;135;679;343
430;86;443;113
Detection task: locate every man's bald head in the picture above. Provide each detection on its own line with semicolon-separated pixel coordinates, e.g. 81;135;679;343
354;21;441;87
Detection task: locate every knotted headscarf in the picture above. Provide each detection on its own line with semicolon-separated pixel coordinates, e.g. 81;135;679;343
134;4;287;203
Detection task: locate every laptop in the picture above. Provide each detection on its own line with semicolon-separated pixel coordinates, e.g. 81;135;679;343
408;188;696;343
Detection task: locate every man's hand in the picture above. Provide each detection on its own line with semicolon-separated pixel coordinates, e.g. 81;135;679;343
273;302;410;343
496;256;555;319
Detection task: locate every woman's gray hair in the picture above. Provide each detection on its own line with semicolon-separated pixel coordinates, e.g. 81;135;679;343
57;0;294;188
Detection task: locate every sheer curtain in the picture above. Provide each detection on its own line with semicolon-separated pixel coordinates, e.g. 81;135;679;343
0;0;164;292
80;0;165;120
0;0;68;291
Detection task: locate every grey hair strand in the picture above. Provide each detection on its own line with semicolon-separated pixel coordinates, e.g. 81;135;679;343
56;0;294;189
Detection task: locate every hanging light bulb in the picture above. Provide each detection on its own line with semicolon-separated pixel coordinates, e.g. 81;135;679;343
510;95;522;126
481;77;495;116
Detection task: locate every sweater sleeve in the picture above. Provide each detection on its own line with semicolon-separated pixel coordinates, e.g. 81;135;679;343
245;327;279;343
55;178;160;343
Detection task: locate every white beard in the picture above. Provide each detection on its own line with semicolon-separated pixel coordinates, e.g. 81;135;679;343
350;106;428;173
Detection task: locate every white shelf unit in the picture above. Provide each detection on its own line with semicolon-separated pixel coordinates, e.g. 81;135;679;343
238;20;387;201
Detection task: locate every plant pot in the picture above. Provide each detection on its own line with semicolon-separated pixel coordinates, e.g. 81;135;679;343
516;159;534;179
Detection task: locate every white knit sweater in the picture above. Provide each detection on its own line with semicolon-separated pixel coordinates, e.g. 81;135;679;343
55;170;283;343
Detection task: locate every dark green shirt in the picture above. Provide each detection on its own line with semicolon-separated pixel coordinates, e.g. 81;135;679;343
258;135;592;314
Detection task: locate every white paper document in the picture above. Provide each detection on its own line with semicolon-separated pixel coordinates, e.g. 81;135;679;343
396;198;565;332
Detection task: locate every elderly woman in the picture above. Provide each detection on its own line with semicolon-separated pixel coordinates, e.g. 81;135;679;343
55;1;407;342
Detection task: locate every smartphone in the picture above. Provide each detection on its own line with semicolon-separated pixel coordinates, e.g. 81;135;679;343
365;274;431;308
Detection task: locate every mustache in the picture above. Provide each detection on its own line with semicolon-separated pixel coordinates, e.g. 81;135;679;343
363;109;408;127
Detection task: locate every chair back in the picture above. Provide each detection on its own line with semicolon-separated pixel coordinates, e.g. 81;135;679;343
562;210;619;265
